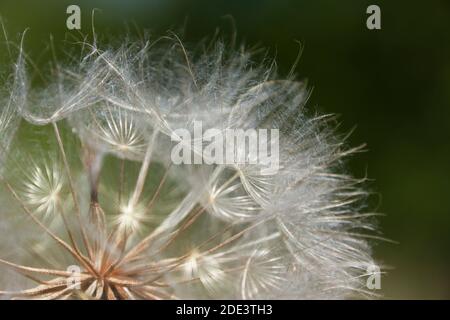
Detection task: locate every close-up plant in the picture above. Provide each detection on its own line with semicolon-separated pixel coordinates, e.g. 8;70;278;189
0;32;379;299
0;0;449;305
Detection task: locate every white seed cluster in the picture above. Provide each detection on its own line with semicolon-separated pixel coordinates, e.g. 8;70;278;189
0;32;379;299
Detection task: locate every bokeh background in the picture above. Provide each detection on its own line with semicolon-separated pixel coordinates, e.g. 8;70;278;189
0;0;449;299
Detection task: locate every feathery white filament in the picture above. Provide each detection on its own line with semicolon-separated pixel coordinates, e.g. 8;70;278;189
0;33;380;300
21;164;65;219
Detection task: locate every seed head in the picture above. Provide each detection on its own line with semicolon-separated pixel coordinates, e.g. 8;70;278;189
0;32;381;299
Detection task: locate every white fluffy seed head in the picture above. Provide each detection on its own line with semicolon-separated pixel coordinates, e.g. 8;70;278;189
21;163;65;219
72;102;148;161
0;32;381;300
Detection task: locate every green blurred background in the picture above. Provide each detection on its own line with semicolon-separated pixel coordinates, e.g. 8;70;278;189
0;0;449;299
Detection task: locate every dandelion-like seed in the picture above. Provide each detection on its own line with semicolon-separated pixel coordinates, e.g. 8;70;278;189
22;163;65;219
0;31;381;299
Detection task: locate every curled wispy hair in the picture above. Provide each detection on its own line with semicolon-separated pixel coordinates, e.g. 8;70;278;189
0;30;382;300
0;28;26;165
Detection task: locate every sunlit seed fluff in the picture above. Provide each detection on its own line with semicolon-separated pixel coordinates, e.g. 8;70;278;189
0;32;381;300
21;163;65;219
71;103;149;161
0;38;26;167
